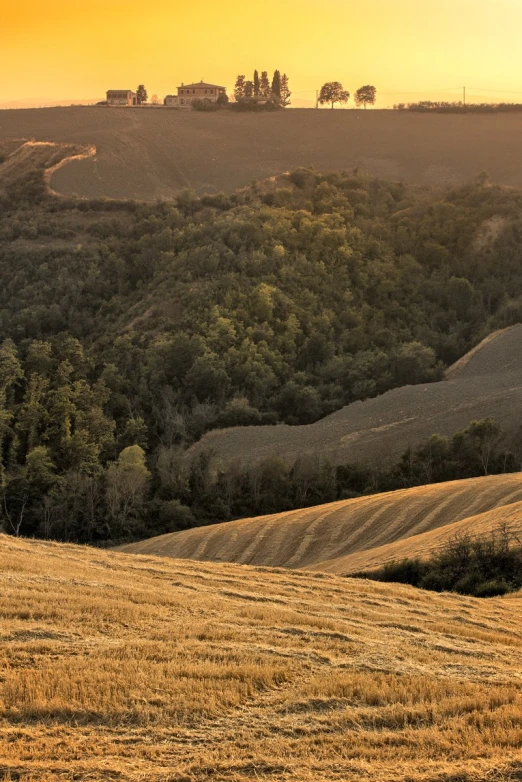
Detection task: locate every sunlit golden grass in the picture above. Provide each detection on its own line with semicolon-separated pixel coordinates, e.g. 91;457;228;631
1;533;522;781
121;474;522;574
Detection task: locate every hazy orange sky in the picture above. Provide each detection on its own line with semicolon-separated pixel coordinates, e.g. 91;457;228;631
3;0;522;107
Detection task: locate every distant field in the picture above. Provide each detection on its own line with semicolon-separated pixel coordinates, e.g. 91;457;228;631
188;325;522;470
2;533;522;781
3;107;522;198
120;473;522;574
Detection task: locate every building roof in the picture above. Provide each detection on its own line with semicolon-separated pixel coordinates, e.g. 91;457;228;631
107;89;135;94
178;82;225;90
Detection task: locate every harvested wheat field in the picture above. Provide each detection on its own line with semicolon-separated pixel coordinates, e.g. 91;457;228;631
120;474;522;575
188;325;522;470
1;533;522;782
316;496;522;574
4;108;522;199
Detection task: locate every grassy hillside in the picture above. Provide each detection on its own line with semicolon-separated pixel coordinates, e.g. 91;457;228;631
120;474;522;571
2;533;522;782
4;108;522;198
188;325;522;469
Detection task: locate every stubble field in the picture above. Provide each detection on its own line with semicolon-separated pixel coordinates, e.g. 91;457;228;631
2;532;522;782
120;473;522;574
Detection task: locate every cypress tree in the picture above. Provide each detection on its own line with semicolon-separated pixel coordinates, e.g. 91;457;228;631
254;70;260;96
271;70;281;100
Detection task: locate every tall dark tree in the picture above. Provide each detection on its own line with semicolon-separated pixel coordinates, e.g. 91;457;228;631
280;73;291;107
260;71;271;98
244;80;255;99
271;70;282;101
253;70;260;96
136;85;148;105
354;85;377;109
318;82;350;109
234;75;246;101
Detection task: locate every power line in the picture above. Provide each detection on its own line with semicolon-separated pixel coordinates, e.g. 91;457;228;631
378;87;463;95
468;86;522;95
282;84;522;108
292;85;522;96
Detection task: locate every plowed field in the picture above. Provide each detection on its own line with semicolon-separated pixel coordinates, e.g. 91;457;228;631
3;107;522;199
188;325;522;470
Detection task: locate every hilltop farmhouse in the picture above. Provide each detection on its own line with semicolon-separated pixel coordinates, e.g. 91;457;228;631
106;90;137;106
165;81;227;108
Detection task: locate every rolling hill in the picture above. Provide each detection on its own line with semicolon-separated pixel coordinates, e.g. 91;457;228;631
4;107;522;199
187;325;522;470
120;473;522;573
317;496;522;574
2;532;522;782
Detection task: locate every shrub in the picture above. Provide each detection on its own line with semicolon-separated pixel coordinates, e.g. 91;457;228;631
474;579;511;598
378;558;428;587
191;99;220;112
355;527;522;597
230;100;280;112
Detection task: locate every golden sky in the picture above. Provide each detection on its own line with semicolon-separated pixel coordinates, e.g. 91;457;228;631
3;0;522;106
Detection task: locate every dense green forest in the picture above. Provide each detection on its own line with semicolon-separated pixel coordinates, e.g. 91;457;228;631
2;161;522;542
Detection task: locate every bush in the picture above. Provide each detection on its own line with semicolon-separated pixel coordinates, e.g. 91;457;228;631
230;100;280;112
191;99;220;112
474;579;511;598
378;558;428;587
356;527;522;597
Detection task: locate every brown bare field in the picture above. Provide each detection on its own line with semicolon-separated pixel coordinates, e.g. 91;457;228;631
120;474;522;575
4;107;522;199
188;325;522;470
2;532;522;782
0;139;91;197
